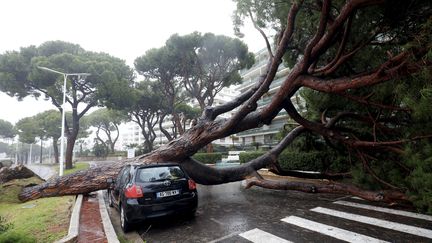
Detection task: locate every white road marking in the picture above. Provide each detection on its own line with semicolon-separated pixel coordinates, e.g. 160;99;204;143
282;216;388;243
311;207;432;239
239;228;293;243
351;196;365;200
334;200;432;221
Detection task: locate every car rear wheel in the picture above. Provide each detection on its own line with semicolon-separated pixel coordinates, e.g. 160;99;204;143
120;205;131;232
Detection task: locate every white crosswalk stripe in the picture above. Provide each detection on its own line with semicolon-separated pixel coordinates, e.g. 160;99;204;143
334;200;432;221
281;216;389;243
239;228;293;243
236;199;432;243
311;207;432;239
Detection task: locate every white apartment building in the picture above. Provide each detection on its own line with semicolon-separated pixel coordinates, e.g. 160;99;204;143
235;48;302;146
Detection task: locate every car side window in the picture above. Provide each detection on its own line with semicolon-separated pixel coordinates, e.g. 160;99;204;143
115;166;130;189
119;166;130;187
116;167;127;185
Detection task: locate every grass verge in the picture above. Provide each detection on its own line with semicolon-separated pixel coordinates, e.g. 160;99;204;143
63;162;90;175
0;177;74;242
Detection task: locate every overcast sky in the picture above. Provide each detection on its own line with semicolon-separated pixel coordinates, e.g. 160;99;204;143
0;0;264;124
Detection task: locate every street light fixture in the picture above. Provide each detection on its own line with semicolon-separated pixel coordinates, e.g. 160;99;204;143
37;66;90;176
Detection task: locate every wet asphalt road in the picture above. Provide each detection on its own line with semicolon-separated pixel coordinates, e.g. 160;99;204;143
135;182;340;242
94;159;432;243
126;182;432;243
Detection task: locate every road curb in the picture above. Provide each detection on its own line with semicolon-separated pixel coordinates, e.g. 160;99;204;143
98;190;120;243
55;194;83;243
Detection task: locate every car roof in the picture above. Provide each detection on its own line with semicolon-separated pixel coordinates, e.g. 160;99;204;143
131;162;181;169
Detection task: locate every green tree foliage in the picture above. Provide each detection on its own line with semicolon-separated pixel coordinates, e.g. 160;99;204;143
166;32;254;110
84;108;128;153
93;142;108;158
134;46;188;137
0;41;134;169
134;32;254;140
15;118;39;144
33;110;61;163
0;119;15;139
108;80;166;152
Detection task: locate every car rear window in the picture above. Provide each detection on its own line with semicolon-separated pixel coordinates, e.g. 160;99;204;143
136;166;185;183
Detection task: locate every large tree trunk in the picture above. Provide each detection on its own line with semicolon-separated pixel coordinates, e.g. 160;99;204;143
65;130;78;169
53;137;59;164
18;125;409;204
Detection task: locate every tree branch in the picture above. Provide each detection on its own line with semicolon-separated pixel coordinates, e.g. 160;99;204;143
245;178;408;203
215;0;302;134
301;50;423;93
303;0;331;68
247;8;273;58
181;126;305;184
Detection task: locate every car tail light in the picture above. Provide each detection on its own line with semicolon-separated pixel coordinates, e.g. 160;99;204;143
124;184;143;198
188;179;197;190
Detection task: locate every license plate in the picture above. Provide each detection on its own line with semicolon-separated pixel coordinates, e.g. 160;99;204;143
156;189;180;198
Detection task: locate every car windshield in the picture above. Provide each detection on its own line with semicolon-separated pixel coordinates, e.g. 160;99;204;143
136;166;185;183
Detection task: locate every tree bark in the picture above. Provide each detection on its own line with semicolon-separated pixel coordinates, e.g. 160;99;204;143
244;178;408;204
65;128;78;169
52;137;59;164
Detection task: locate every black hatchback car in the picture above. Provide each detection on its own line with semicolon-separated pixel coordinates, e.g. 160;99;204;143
107;163;198;232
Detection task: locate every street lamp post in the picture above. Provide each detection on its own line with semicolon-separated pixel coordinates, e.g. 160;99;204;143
38;66;90;176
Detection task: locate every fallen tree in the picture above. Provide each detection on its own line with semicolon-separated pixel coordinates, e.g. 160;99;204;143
18;0;432;208
0;166;42;184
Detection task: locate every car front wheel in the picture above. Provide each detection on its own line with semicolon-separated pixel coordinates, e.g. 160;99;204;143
120;205;131;232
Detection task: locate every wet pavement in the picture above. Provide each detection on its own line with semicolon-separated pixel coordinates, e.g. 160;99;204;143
93;160;432;242
26;164;56;180
108;182;432;243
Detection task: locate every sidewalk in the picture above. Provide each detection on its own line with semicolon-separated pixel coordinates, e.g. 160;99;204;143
77;193;108;243
26;163;56;180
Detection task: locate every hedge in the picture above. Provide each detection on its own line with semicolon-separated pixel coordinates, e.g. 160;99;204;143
192;153;222;164
239;150;342;172
278;151;324;171
239;151;265;164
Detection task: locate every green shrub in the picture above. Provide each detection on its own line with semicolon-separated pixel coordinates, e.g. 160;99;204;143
192;153;222;164
93;143;108;157
239;150;347;172
239;151;265;164
278;151;325;171
0;215;12;234
0;231;36;243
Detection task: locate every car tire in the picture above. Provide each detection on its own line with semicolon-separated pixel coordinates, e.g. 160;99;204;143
120;205;131;232
186;209;196;219
107;190;113;207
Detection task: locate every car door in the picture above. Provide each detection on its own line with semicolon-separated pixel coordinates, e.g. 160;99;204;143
113;166;130;207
